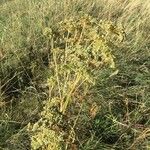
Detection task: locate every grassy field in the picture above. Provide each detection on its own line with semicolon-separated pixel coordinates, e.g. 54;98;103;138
0;0;150;149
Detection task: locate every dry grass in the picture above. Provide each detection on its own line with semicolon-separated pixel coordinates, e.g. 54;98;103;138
0;0;150;149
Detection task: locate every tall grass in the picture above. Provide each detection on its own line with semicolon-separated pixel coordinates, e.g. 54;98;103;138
0;0;150;149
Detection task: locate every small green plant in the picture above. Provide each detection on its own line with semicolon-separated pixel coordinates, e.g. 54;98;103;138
27;15;124;149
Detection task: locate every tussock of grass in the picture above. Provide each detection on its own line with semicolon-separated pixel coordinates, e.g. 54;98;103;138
0;0;150;149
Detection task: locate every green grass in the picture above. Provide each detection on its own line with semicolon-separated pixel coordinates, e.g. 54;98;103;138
0;0;150;149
